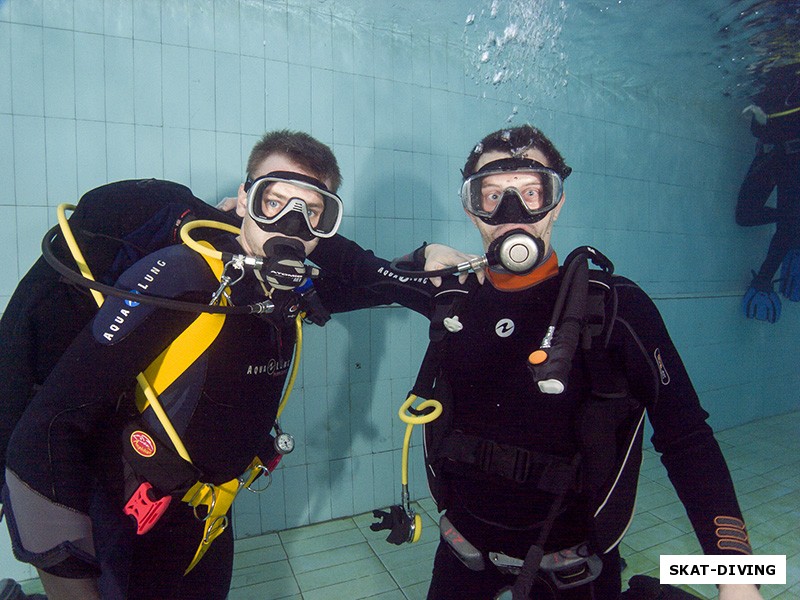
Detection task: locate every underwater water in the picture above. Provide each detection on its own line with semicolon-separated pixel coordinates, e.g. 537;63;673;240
320;0;799;104
2;0;799;581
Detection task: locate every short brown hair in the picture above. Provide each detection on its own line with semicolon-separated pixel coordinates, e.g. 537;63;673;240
462;125;571;180
247;130;342;192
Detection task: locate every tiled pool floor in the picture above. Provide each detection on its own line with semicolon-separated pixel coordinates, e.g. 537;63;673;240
17;411;799;599
227;411;800;600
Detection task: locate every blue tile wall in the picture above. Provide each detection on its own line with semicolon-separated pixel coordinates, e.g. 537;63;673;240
0;115;13;206
2;1;798;558
105;0;132;38
43;29;75;119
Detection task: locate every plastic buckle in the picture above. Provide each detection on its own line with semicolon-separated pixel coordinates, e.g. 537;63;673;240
784;138;800;154
540;543;603;590
476;440;496;474
123;482;172;535
488;551;525;575
511;447;531;483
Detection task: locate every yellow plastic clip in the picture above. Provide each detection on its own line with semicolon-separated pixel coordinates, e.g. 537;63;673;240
182;456;264;574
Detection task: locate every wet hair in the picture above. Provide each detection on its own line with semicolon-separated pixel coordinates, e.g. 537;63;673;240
247;130;342;192
462;124;572;180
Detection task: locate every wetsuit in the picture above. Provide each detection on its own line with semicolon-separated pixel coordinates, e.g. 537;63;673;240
2;233;384;599
736;111;800;283
310;235;753;600
736;141;800;282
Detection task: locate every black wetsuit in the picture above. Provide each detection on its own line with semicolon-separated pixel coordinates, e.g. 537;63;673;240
311;235;752;600
736;114;800;282
2;233;385;599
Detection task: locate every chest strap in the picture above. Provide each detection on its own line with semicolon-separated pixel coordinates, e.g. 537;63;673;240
438;432;578;494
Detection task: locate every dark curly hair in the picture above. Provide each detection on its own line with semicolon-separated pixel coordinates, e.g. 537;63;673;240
247;130;342;192
462;125;572;180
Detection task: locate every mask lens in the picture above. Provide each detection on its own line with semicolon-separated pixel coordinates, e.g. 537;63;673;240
247;174;342;238
461;167;563;223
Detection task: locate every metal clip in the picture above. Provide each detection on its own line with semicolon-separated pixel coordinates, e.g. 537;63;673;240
189;484;217;522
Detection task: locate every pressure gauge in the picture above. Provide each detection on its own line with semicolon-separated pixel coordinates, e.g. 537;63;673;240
274;432;295;455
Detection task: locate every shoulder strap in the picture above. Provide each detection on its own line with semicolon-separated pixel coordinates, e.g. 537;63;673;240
135;241;228;414
428;278;479;343
411;277;479;398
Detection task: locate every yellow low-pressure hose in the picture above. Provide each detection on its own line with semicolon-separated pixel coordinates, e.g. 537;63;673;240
398;394;442;486
277;314;303;419
768;105;800;119
397;394;442;543
56;204;193;463
180;217;302;418
179;219;241;260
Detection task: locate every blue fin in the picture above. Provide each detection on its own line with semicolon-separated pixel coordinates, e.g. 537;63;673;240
742;274;781;323
779;248;800;302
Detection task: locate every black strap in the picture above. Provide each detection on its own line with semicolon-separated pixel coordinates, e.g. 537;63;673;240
508;453;582;600
437;432;578;492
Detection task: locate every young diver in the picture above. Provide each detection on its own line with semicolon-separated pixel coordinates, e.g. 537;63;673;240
737;68;800;323
310;125;764;599
0;130;391;599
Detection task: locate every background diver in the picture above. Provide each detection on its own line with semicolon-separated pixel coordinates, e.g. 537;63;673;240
737;66;800;323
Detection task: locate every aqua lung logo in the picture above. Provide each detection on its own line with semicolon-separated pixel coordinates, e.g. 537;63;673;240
495;318;515;337
654;348;670;385
247;358;291;376
135;260;167;291
377;266;428;285
125;291;141;308
102;260;165;341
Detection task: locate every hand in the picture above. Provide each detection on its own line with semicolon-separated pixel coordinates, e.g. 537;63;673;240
718;584;763;600
424;243;485;287
216;196;238;212
741;104;767;125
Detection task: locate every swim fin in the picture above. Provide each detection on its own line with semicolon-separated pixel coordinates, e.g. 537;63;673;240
779;248;800;302
742;272;781;323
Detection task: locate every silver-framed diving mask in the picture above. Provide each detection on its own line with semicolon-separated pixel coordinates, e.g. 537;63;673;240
460;158;564;225
244;171;343;240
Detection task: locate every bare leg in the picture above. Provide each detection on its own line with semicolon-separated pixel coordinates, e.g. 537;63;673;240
36;570;101;600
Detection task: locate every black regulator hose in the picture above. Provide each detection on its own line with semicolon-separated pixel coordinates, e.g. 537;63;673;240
41;224;274;315
389;230;546;278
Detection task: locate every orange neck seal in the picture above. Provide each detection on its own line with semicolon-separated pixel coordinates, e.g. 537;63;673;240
485;251;559;291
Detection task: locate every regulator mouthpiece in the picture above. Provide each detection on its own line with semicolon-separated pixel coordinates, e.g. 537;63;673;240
262;237;306;263
486;229;545;275
254;237;314;290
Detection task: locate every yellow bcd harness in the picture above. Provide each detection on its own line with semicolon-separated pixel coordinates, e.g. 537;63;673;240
134;241;268;574
56;205;283;574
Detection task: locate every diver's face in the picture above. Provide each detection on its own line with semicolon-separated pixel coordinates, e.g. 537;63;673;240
235;154;329;258
468;149;564;254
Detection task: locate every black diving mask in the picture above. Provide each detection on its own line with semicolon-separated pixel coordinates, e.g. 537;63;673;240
461;158;564;225
245;171;343;241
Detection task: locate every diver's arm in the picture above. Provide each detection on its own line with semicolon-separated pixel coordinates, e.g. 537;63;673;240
310;234;437;314
422;243;485;286
613;280;753;557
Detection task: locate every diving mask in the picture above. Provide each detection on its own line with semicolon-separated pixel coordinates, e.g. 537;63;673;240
461;158;564;225
245;171;343;240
